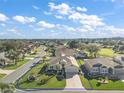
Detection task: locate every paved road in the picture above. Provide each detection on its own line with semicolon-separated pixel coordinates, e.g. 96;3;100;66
0;46;46;83
16;89;124;93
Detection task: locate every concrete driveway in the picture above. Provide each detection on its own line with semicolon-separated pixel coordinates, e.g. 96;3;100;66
65;56;85;90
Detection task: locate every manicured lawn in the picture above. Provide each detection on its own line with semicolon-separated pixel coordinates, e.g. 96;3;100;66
98;48;118;57
79;75;91;89
80;75;124;90
0;74;6;79
17;63;66;89
89;79;124;90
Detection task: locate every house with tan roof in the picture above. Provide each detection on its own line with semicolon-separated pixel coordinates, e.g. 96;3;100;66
84;57;124;79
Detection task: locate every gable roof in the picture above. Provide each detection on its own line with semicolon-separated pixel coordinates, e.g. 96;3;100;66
84;57;119;71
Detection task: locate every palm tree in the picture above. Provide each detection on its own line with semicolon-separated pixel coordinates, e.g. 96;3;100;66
0;82;15;93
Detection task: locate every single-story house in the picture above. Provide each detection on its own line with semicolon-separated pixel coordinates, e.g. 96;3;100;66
0;52;13;66
46;56;79;74
84;57;124;79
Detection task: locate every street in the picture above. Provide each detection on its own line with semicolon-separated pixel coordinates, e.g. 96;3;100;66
0;46;46;83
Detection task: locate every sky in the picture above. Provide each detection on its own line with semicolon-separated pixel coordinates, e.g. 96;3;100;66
0;0;124;39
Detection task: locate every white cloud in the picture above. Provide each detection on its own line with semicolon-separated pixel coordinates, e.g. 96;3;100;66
0;32;7;35
44;11;52;15
7;28;22;35
54;15;63;19
32;5;40;10
13;16;36;24
0;13;8;22
76;7;87;12
0;23;6;27
37;21;56;31
48;2;71;15
69;12;104;28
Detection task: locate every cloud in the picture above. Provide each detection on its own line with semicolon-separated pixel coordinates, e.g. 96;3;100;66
48;2;71;15
0;13;9;22
44;2;124;37
54;15;63;19
7;28;22;35
32;5;40;10
0;32;7;35
37;21;56;31
0;23;6;27
13;16;36;24
76;7;87;12
69;12;104;28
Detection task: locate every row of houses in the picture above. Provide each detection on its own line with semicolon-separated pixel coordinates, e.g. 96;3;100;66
0;42;39;66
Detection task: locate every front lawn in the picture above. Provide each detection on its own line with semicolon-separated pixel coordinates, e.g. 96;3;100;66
89;79;124;90
17;62;66;89
80;75;124;90
79;75;91;89
0;74;6;79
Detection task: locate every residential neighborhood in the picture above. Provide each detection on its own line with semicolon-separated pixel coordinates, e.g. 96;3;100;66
0;38;124;93
1;0;124;93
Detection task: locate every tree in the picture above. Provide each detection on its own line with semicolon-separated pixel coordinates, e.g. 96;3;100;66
86;44;100;58
79;43;87;50
67;40;79;49
5;49;18;65
0;82;15;93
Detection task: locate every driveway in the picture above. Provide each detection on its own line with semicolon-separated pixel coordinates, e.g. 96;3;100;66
65;56;85;90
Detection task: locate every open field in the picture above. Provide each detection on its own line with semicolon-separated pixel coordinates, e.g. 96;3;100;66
98;48;118;57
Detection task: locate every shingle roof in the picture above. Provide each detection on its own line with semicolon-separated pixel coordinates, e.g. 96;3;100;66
84;57;119;71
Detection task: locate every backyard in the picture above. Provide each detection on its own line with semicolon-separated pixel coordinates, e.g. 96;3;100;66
16;62;66;89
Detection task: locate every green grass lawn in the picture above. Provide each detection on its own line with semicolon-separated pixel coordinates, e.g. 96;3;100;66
79;75;91;89
17;63;66;89
98;48;118;57
89;79;124;90
80;75;124;90
0;74;6;79
77;59;85;66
